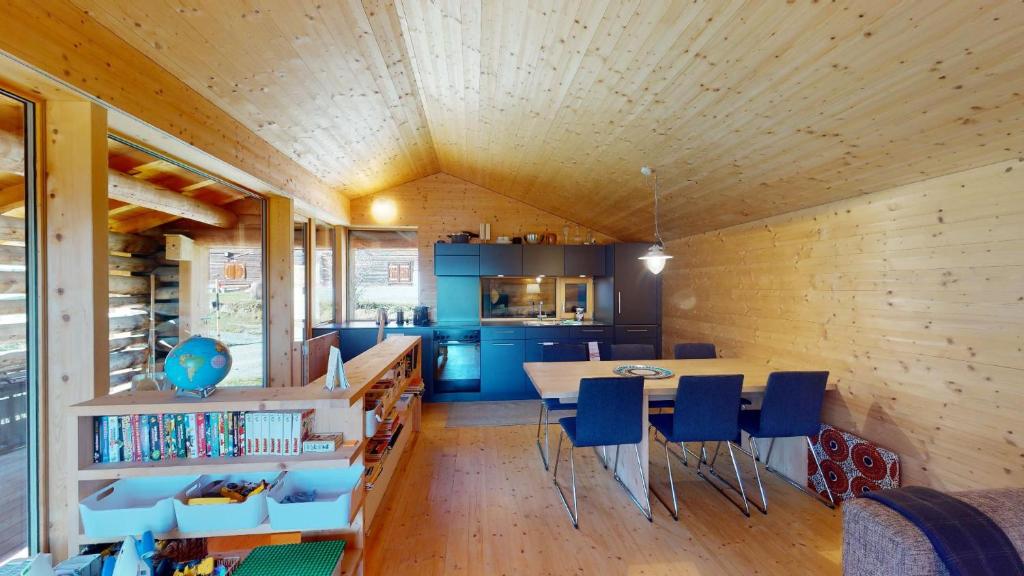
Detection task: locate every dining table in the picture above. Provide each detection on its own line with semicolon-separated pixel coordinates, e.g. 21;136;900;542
523;358;815;507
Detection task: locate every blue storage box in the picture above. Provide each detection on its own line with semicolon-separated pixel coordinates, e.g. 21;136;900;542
173;472;282;533
266;467;364;531
79;475;197;539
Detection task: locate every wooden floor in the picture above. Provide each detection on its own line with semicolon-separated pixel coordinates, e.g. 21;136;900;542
366;404;843;575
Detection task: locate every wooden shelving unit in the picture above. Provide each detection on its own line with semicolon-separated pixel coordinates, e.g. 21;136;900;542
67;335;423;576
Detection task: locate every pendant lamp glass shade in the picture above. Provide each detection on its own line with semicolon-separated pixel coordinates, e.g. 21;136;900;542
639;243;672;275
638;166;672;274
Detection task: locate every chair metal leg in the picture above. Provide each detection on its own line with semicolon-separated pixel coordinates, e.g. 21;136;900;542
535;402;550;470
806;435;837;509
594;445;608;470
610;444;653;522
649;439;680;520
552;431;579;528
749;435;838;510
748;436;769;514
701;440;752;517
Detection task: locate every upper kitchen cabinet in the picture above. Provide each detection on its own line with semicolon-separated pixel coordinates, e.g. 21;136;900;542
523;245;564;277
612;243;661;325
563;245;607;276
435;243;480;276
479;244;523;276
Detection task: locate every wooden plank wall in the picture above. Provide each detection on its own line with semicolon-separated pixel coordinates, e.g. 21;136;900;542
348;173;617;313
662;158;1024;490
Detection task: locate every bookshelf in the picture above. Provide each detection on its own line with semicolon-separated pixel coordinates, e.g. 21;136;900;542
66;335;423;575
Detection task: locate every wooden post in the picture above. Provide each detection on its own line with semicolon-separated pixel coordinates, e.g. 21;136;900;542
266;196;293;386
178;243;209;339
304;217;315;338
44;101;109;559
334;225;347;323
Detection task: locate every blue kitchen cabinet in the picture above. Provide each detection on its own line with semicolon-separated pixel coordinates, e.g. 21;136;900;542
435;243;480;276
564;245;607;276
481;340;526;400
479;244;523;276
523;245;564;277
338;328;379;362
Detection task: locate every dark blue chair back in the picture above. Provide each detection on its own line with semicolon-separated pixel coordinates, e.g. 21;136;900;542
542;343;588;362
574;376;644;447
609;344;656;361
673;342;717;359
671;375;744;442
758;371;829;438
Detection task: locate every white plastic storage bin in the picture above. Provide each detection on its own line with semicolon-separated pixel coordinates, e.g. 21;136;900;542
267;467;364;531
173;472;282;533
80;475;198;539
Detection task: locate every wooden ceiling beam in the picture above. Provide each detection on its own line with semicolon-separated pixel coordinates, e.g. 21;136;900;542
0;182;25;213
107;169;238;229
0;127;24;176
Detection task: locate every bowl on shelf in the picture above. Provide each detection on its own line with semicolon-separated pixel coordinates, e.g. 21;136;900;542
524;233;541;244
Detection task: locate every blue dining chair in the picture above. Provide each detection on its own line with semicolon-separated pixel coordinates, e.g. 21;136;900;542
608;343;656;361
734;371;833;514
648;374;749;519
552;376;652;528
536;343;589;470
673;341;751;408
673;342;717;359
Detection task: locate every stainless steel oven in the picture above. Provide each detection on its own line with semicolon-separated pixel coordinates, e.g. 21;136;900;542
433;329;481;394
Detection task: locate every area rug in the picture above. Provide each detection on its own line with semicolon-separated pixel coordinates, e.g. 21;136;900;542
445;400;549;428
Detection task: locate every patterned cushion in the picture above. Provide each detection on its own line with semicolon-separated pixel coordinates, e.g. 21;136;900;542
808;423;900;502
843;489;1024;576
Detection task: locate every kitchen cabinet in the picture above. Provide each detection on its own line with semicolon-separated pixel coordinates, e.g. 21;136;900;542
479;244;523;276
523;245;564;277
481;340;526;400
570;325;613;340
337;328;379;362
564;245;607;276
612;243;661;325
435;243;480;276
614;324;660;356
481;325;524;341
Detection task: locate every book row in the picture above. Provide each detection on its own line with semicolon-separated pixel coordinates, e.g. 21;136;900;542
91;410;315;464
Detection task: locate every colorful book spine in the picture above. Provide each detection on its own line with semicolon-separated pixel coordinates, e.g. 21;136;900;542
148;414;161;461
237;412;246;457
132;414;142;462
99;416;109;463
121;416;133;462
218;412;228;457
157;414;166;460
163;413;176;460
93;417;101;463
174;414;186;458
139;414;150;462
196;412;207;458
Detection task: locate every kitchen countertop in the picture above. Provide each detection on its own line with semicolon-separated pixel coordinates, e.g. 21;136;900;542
315;319;613;329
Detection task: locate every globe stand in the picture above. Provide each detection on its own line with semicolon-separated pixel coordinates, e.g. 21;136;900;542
175;385;218;399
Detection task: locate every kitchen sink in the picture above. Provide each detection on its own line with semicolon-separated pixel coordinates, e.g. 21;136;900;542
523;319;584;326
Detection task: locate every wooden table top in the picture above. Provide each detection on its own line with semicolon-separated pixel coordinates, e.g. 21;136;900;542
524;358;808;400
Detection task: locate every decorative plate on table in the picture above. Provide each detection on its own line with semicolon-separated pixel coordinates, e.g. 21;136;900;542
613;365;674;379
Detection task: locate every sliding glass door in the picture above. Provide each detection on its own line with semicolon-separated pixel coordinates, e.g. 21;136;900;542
0;89;39;565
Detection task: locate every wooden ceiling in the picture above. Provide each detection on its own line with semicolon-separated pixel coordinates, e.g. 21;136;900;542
72;1;1024;241
107;139;248;234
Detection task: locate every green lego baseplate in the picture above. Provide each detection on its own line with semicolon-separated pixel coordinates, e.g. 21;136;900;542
233;540;346;576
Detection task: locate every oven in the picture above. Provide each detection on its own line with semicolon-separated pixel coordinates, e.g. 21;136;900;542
433;329;481;394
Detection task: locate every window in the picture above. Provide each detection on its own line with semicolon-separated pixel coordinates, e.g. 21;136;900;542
106;136;268;389
293;218;308;340
348;230;418;321
0;90;39;565
481;277;556;319
314;222;335;324
387;262;413;285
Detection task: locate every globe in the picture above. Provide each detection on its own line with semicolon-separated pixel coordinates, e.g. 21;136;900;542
164;335;233;396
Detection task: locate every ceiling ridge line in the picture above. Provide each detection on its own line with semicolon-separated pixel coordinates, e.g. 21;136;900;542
388;0;443;172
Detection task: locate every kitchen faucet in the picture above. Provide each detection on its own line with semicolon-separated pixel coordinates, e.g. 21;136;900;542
536;301;545;319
